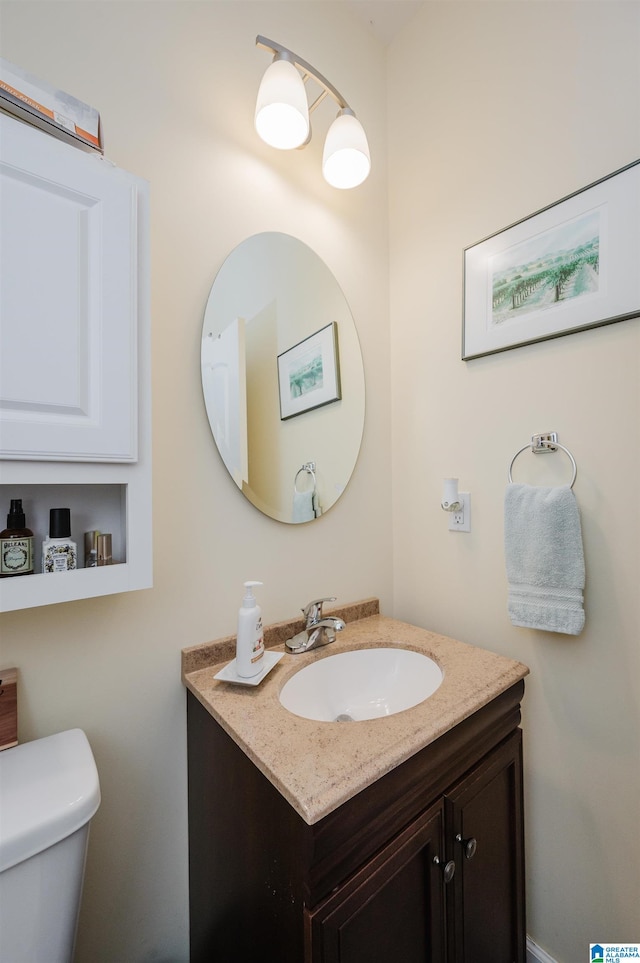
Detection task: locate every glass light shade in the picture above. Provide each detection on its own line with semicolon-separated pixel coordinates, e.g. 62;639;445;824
322;111;371;189
255;57;309;150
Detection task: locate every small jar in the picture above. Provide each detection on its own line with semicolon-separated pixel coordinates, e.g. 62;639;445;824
84;530;100;568
96;533;113;566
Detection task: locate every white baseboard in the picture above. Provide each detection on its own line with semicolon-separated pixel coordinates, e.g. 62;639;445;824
527;936;559;963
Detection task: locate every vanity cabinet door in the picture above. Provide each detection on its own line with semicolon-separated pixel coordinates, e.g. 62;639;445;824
444;730;525;963
307;799;447;963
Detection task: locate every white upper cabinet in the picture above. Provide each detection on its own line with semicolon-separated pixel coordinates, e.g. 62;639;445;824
0;112;140;461
0;112;151;612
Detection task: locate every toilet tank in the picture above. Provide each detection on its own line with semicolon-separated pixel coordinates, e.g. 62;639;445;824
0;729;101;963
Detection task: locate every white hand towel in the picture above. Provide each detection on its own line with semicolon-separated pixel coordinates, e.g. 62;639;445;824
292;490;315;523
504;483;585;635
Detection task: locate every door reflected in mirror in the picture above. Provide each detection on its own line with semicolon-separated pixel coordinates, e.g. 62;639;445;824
201;233;365;523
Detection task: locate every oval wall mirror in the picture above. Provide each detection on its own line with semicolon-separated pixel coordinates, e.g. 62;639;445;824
201;233;365;523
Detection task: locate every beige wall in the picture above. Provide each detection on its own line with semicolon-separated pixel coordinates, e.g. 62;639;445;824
1;2;638;961
0;3;392;960
389;2;640;960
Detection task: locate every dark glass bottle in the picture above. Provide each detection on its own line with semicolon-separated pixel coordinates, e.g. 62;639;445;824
0;499;34;577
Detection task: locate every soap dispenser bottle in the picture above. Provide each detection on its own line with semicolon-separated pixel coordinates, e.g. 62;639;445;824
235;581;265;678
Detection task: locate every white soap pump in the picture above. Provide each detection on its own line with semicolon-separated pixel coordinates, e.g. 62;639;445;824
235;581;265;678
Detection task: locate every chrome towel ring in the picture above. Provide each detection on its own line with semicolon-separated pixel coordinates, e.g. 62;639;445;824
294;462;317;494
508;432;577;489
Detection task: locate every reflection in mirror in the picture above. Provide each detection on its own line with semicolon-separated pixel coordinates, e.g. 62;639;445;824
201;233;365;523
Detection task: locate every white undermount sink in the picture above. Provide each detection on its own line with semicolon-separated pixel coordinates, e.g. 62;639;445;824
279;647;443;722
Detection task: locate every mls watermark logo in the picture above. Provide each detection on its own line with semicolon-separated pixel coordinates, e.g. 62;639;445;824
591;945;640;962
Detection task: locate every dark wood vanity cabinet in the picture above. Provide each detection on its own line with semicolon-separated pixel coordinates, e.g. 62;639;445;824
187;679;525;963
307;730;524;963
444;730;525;963
307;798;447;962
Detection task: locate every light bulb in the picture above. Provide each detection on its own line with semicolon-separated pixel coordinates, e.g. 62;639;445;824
255;55;309;150
322;109;370;189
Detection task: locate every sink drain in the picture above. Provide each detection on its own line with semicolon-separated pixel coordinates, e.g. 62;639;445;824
334;713;354;722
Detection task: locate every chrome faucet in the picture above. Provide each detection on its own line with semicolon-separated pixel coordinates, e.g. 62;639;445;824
285;597;345;654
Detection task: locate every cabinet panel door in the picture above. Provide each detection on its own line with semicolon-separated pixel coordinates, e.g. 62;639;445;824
0;112;141;461
445;730;525;963
308;800;446;963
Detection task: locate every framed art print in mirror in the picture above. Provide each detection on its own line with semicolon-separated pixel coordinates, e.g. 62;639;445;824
462;159;640;360
277;322;341;420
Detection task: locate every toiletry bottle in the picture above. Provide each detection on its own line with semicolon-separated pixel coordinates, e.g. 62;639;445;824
0;499;34;577
84;530;100;568
42;508;77;573
235;581;265;678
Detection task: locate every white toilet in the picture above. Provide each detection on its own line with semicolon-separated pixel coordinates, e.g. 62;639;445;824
0;728;101;962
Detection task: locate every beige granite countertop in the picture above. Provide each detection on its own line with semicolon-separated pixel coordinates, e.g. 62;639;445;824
182;599;529;825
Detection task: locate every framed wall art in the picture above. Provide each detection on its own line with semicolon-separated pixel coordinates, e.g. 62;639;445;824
277;322;341;420
462;160;640;360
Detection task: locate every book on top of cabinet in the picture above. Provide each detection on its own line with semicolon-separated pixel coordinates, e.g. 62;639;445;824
0;57;103;153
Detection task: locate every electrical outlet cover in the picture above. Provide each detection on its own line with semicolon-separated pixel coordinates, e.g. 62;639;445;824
448;493;471;533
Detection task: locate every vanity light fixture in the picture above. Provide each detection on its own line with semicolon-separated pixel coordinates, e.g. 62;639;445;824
255;35;371;189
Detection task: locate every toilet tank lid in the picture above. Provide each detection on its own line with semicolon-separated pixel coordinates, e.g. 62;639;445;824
0;728;101;873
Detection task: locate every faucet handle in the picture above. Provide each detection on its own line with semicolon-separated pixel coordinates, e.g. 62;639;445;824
302;597;336;626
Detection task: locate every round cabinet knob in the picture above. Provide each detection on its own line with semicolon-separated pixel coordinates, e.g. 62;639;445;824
433;855;456;883
455;833;477;860
443;859;456;883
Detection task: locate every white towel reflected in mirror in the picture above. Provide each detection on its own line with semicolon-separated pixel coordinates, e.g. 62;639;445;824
293;490;315;523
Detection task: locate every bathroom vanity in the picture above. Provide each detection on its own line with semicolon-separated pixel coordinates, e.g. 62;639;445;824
183;600;529;963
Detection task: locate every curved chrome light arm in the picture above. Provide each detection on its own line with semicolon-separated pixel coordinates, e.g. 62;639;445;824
256;35;351;115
